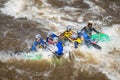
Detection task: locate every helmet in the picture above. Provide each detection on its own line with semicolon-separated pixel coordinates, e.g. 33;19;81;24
88;21;93;27
77;29;81;34
47;31;53;37
66;25;71;31
71;34;77;39
88;21;93;25
35;34;41;39
53;37;58;42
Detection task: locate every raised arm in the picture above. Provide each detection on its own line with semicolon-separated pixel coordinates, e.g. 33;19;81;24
92;28;99;33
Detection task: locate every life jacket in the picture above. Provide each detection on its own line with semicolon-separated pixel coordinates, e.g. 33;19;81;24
84;28;92;36
38;38;45;48
74;38;82;44
39;38;45;46
31;41;40;51
63;31;73;38
82;32;90;41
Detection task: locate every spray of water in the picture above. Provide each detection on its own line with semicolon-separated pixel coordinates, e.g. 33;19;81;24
0;0;120;80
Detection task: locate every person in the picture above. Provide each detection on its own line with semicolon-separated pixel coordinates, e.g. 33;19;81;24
52;37;63;56
71;33;82;48
80;21;99;37
59;25;74;43
81;32;101;49
46;31;58;45
61;25;73;38
30;34;45;51
81;32;91;48
77;29;82;38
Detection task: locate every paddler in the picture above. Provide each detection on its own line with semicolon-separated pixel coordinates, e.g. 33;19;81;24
30;34;45;51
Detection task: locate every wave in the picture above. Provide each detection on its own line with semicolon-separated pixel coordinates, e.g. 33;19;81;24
0;0;120;80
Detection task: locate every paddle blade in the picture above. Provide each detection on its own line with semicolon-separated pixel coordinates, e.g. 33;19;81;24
91;33;110;42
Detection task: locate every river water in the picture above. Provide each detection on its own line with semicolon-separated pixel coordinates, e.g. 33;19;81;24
0;0;120;80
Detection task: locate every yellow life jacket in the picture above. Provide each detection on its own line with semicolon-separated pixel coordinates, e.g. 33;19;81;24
63;31;73;38
74;38;82;44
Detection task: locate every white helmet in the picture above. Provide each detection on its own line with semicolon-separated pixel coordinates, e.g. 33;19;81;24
35;34;41;39
47;31;53;37
53;37;58;42
66;25;71;31
88;21;93;24
71;34;77;39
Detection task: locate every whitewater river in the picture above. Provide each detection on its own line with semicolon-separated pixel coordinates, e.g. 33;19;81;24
0;0;120;80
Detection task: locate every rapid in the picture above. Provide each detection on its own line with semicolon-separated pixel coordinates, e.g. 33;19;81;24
0;0;120;80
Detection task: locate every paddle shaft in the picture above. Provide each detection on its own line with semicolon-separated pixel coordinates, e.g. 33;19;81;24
45;46;60;58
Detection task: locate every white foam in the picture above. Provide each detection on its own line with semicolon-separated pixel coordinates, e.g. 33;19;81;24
83;0;106;14
63;6;79;12
0;51;24;62
1;0;120;80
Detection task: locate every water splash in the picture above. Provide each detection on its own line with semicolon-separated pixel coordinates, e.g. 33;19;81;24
0;0;120;80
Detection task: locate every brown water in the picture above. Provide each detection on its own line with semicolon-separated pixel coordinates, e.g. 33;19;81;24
0;58;109;80
0;0;120;80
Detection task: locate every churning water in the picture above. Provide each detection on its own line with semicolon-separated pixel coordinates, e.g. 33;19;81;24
0;0;120;80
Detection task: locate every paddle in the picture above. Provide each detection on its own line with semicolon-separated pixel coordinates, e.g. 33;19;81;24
91;33;110;42
45;46;61;59
14;50;25;56
90;42;102;50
